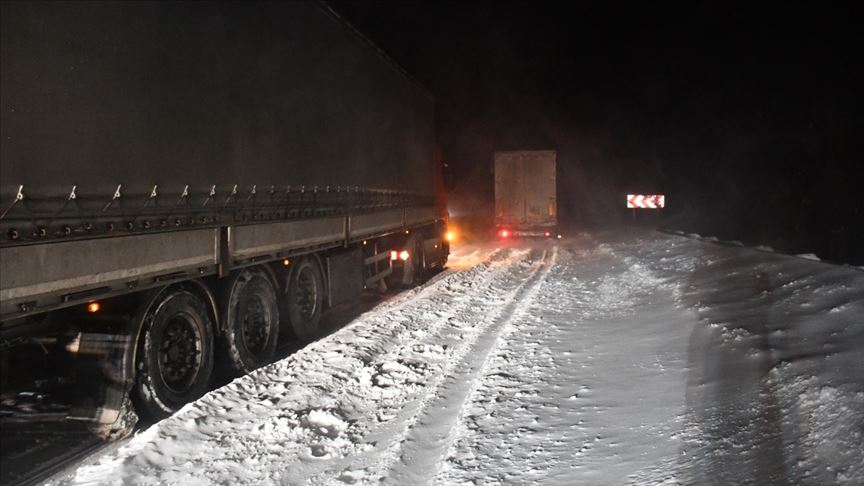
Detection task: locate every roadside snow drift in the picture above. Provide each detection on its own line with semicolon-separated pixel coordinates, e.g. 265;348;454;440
60;232;863;485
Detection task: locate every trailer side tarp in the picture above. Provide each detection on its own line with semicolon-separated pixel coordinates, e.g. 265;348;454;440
0;1;435;205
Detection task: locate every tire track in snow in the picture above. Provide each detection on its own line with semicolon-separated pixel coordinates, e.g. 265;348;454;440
319;246;551;483
380;247;558;485
433;241;693;485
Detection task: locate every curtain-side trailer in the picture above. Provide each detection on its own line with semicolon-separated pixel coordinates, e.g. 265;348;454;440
0;1;448;438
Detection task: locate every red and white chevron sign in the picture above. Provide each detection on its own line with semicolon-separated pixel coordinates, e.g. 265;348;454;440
627;194;665;208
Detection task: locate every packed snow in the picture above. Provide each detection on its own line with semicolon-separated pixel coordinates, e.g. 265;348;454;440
57;232;863;485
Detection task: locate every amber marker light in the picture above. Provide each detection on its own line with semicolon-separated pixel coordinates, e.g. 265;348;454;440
399;250;410;261
87;302;101;313
282;258;291;266
445;230;456;242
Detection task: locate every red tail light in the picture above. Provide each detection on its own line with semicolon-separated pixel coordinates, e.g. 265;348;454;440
499;229;510;238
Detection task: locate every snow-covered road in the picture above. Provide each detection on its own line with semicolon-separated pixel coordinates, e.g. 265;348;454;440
60;232;863;485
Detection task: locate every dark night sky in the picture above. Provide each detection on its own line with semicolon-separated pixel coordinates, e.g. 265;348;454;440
329;1;863;263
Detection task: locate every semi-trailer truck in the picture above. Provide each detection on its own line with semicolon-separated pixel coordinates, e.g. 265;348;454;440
494;150;557;238
0;1;448;438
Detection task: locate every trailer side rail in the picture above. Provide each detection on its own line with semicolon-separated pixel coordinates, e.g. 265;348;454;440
1;203;437;321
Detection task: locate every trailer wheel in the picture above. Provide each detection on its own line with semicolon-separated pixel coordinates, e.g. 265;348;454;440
133;289;214;419
286;258;324;341
221;268;279;375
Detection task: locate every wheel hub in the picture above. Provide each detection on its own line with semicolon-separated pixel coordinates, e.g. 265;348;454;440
240;292;269;354
158;315;200;393
295;267;318;320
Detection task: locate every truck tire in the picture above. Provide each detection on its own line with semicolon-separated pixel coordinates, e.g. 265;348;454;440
221;268;279;375
286;258;324;341
132;289;214;419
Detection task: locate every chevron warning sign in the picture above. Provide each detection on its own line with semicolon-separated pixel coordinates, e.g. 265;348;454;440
627;194;665;208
